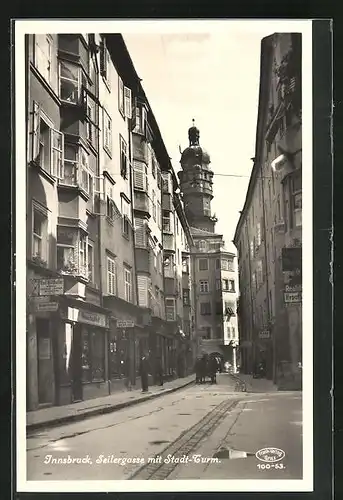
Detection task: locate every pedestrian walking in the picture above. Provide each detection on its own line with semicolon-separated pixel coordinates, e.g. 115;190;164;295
124;351;132;391
208;356;218;384
140;352;149;393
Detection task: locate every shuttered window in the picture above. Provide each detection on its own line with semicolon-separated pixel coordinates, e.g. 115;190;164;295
137;275;149;308
133;161;148;191
134;218;147;247
107;256;116;295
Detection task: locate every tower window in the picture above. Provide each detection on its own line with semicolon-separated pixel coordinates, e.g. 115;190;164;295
199;258;208;271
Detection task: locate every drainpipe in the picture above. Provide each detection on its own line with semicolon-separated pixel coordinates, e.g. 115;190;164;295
260;168;273;380
127;114;138;386
245;218;255;374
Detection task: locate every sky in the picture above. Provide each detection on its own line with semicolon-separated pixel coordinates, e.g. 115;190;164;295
123;29;272;253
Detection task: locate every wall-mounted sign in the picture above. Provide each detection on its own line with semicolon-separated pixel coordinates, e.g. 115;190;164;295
38;278;64;296
35;301;59;312
285;284;302;293
79;310;108;328
284;291;302;303
117;320;135;328
259;330;271;339
38;337;51;360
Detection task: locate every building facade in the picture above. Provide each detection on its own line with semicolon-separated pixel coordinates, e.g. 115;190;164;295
233;33;302;388
26;33;195;411
179;124;239;366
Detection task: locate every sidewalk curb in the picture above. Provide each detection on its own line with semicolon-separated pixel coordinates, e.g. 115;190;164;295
27;379;194;432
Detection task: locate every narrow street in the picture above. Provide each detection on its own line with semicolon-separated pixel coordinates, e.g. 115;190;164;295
27;374;302;481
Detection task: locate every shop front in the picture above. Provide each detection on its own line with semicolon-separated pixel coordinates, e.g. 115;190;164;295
57;302;111;405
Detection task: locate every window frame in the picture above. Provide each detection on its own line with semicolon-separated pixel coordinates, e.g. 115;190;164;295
124;267;132;302
32;201;49;265
198;258;209;271
107;255;116;295
165;297;176;321
200;301;211;316
59;60;86;105
199;280;209;293
103;108;112;157
34;34;53;86
120;135;128;179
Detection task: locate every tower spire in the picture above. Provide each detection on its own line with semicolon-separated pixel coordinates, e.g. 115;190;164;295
188;119;200;146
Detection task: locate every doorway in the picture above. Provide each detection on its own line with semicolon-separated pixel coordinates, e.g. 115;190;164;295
36;318;54;405
71;323;83;402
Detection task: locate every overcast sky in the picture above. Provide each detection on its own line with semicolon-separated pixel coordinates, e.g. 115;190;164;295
123;30;272;253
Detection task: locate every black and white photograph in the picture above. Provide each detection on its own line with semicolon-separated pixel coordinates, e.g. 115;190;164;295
15;19;313;493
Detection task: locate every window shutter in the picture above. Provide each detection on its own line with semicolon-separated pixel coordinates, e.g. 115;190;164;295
100;41;107;79
134;218;146;247
133;161;144;190
50;129;64;178
137;275;148;307
30;101;40;162
131;96;137;131
124;86;132;119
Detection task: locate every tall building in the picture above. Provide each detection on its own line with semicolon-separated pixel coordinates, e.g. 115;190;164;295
233;33;302;388
26;33;195;411
179;124;239;366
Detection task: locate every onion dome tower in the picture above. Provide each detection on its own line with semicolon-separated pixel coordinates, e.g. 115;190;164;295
178;120;216;232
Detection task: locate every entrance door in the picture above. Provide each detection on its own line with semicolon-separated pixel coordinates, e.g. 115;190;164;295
36;318;54;405
71;323;83;402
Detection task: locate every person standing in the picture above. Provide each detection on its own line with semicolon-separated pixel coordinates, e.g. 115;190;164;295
140;352;149;393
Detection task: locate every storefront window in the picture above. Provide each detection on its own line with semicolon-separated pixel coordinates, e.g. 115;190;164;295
81;328;105;382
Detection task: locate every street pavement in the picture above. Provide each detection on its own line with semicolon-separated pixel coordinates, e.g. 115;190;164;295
26;373;302;481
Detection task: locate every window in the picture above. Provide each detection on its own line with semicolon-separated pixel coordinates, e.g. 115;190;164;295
199;258;208;271
88;243;94;282
56;227;88;278
256;223;262;247
199;280;209;293
257;260;263;286
78;233;88;276
152;190;156;221
221;259;229;270
157;200;161;229
232;327;236;339
225;302;236;317
162;212;171;232
157;167;162;190
134;218;147;247
216;258;220;269
124;268;132;302
30;103;64;178
118;76;125;116
133;105;147;136
202;327;211;339
137;275;149;308
85;95;97;147
133;161;148;191
121;197;131;238
215;279;221;291
182;289;190;306
103;110;112;156
292;170;302;228
182;257;189;274
34;35;52;85
200;302;211;315
152;157;156;178
32;203;48;264
100;40;110;83
165;298;176;321
59;60;87;104
198;240;206;251
250;241;254;259
222;279;229;291
124;86;132;119
161;172;171;193
229;280;235;292
120;136;128;179
82;329;105;382
107;256;116;295
164;254;175;277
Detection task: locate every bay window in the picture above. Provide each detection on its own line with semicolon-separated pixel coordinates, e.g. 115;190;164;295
88;243;94;282
161;172;171;193
137;275;149;308
59;60;87;104
86;96;97;147
182;257;189;274
162;211;171;232
165;298;176;321
164;254;175;278
59;145;93;196
134;217;147;247
182;289;190;306
133;104;147;135
57;227;88;278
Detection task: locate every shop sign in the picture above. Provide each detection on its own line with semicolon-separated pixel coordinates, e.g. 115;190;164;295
78;310;109;328
35;301;59;312
285;284;302;293
38;278;64;296
38;337;51;360
259;330;271;339
117;320;135;328
284;291;302;303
